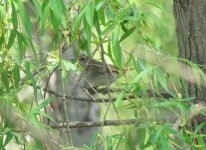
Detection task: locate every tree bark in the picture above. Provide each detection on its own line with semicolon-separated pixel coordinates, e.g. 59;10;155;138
173;0;206;98
173;0;206;140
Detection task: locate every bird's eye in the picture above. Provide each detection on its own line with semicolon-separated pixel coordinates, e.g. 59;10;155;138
80;57;85;61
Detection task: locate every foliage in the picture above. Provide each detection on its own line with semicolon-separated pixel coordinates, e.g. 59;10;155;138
0;0;205;149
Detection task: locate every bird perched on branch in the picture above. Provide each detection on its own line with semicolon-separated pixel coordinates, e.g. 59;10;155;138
78;54;119;89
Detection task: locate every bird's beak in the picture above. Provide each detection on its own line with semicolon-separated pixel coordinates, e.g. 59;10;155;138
70;58;77;63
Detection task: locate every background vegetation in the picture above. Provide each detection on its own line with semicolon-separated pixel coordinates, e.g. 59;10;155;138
0;0;205;149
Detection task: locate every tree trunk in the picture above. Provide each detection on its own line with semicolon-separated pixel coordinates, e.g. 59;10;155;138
173;0;206;97
173;0;206;143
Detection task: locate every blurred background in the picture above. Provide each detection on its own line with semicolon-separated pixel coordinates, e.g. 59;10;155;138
3;0;178;149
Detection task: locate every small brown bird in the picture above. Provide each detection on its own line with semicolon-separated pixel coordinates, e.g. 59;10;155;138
78;55;119;88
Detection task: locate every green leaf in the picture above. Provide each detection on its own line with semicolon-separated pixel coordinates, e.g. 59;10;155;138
32;98;53;112
115;92;125;108
41;0;50;33
47;51;59;60
33;0;42;18
181;97;196;102
133;59;145;73
73;11;84;35
98;23;114;37
12;63;20;89
127;131;136;150
0;135;3;149
176;102;189;112
47;61;59;72
108;40;115;64
0;5;6;22
97;7;105;26
195;122;205;133
120;22;128;32
85;2;94;27
50;9;59;37
25;62;37;96
8;29;17;50
17;1;32;37
153;126;164;145
17;32;28;45
37;111;55;122
11;2;18;29
120;26;136;42
2;70;10;92
159;133;170;150
62;59;77;71
116;0;123;6
17;32;27;60
61;0;68;28
165;127;186;141
132;67;153;83
149;101;174;107
17;32;36;60
106;136;113;150
51;0;63;24
0;35;4;49
112;25;122;69
136;128;146;148
61;63;69;82
96;1;105;11
107;4;115;19
156;69;168;91
3;132;14;147
83;17;91;54
197;137;205;150
93;13;100;34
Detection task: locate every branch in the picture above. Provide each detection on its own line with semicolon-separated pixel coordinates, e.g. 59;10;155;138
51;119;136;128
44;88;172;103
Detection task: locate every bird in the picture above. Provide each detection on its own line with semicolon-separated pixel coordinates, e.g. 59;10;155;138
78;54;119;89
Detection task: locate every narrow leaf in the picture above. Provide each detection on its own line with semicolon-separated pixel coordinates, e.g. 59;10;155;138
2;70;10;92
98;23;114;37
112;25;122;68
12;63;20;89
32;98;53;112
83;17;91;54
51;0;62;24
85;3;94;27
8;29;17;50
41;0;50;32
97;7;105;26
0;135;3;149
25;62;37;95
33;0;42;18
0;36;4;49
17;1;32;37
120;26;136;42
62;59;77;71
3;132;14;147
73;11;84;35
96;1;105;11
107;4;115;19
50;9;59;37
195;122;205;133
11;2;18;29
0;5;6;22
17;32;26;60
132;67;153;83
115;92;125;108
159;133;170;150
61;0;68;28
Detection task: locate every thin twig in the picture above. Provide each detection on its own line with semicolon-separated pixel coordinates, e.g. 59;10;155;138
59;42;73;146
51;119;136;128
43;88;172;102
